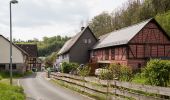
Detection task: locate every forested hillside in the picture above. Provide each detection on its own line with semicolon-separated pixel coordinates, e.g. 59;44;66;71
15;36;70;57
37;36;69;56
89;0;170;37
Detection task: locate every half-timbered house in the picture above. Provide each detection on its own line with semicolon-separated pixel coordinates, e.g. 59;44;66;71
16;44;39;71
90;18;170;70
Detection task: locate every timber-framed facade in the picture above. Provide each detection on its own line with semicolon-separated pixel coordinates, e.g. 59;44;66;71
90;18;170;70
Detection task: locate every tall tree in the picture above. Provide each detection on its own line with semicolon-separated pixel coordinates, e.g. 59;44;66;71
89;12;114;37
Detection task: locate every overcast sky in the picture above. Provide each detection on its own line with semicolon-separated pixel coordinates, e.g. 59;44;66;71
0;0;127;40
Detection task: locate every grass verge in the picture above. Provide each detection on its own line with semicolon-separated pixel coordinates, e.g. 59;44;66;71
51;79;107;100
0;83;25;100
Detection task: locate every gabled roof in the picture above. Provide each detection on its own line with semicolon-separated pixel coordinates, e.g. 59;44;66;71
16;44;38;57
93;18;153;49
58;26;97;55
0;35;29;56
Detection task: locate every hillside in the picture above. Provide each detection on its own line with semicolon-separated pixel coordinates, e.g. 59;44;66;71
15;35;70;57
156;11;170;35
89;0;170;37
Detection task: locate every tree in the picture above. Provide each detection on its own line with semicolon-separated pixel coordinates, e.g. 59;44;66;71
44;52;58;68
89;12;114;37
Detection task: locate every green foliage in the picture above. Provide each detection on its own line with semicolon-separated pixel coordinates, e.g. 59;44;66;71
132;73;147;84
0;83;25;100
156;11;170;35
99;69;113;80
89;0;170;37
77;66;91;77
0;75;2;80
61;62;79;73
109;63;121;79
142;59;170;87
15;35;70;57
0;72;24;78
89;12;114;37
98;64;132;81
38;36;69;56
120;65;133;81
44;52;58;67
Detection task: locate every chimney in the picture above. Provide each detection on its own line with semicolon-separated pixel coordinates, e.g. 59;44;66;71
81;27;85;31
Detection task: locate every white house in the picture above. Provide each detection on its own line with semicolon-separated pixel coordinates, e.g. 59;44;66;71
0;35;28;73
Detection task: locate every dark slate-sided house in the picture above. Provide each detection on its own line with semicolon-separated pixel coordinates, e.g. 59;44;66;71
57;26;98;64
90;18;170;70
16;44;39;71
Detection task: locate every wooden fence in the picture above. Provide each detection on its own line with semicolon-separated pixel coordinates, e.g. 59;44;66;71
50;72;170;100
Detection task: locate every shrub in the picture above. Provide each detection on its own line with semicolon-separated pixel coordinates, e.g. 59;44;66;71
109;63;121;79
97;64;132;81
61;62;79;73
120;65;132;81
77;66;91;77
99;69;113;80
142;59;170;87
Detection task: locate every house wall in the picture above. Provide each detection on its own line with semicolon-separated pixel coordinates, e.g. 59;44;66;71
70;28;97;64
91;46;128;65
0;63;26;73
90;21;170;70
0;36;25;63
127;21;170;69
57;53;70;63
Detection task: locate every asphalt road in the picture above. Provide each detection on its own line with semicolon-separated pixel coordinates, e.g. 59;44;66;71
20;72;91;100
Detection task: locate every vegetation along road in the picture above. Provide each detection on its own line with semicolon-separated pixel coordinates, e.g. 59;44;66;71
19;72;91;100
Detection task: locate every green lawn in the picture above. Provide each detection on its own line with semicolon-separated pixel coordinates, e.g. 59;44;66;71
131;73;147;84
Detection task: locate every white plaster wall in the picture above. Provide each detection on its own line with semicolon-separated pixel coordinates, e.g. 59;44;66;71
0;36;24;63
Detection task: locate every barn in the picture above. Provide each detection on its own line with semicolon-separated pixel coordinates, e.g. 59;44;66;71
90;18;170;70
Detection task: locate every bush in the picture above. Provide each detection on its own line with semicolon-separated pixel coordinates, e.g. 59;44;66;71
120;65;132;81
61;62;79;73
77;66;91;77
142;59;170;87
97;64;132;81
99;69;113;80
109;63;121;79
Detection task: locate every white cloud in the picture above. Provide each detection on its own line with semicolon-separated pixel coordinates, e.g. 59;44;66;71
0;0;127;40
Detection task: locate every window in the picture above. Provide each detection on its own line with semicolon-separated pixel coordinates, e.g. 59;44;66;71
111;48;115;60
12;64;16;70
84;39;88;43
0;64;5;71
105;49;109;60
88;39;91;44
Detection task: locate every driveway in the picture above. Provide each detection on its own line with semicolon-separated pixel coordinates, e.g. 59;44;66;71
19;72;91;100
